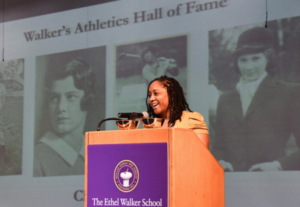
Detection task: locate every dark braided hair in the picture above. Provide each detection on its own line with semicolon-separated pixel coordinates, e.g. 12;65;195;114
146;76;192;127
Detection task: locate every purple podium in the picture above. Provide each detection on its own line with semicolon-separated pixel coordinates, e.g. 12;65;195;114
85;128;224;207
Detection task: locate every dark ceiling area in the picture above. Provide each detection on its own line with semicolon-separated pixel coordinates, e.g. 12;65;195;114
0;0;117;23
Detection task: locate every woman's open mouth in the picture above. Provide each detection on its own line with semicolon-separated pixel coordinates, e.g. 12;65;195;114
152;103;158;108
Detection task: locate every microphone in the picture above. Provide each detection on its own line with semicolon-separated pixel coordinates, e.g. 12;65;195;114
118;112;149;120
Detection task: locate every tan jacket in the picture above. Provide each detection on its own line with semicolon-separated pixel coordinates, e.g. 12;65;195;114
175;111;208;135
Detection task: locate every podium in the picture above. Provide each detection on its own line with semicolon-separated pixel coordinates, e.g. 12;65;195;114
85;128;224;207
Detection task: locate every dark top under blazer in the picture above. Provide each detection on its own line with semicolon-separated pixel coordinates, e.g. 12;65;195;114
212;75;300;171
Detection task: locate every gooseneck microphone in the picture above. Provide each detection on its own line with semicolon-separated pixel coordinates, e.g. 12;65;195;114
118;112;149;120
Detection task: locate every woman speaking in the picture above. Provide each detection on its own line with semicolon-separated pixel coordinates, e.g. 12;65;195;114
146;76;209;149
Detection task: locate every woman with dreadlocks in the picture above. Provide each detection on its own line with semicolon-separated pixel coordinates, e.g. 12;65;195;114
146;76;209;148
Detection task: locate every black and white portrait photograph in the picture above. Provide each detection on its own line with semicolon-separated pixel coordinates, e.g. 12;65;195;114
34;46;106;177
0;59;24;176
209;16;300;172
115;35;188;114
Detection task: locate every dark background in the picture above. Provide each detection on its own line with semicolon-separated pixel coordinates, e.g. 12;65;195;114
0;0;117;23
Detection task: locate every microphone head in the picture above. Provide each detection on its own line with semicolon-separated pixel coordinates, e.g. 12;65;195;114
142;111;149;119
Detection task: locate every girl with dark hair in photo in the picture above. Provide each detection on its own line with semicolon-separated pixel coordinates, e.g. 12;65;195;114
34;57;95;177
146;76;209;149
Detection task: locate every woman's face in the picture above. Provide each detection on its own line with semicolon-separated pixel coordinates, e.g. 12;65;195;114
148;81;169;119
48;76;87;134
237;52;268;83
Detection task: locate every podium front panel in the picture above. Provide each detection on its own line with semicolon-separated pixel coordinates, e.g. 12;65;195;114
87;143;168;207
85;129;224;207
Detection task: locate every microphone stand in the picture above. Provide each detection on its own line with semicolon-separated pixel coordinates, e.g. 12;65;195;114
97;112;146;131
97;118;122;131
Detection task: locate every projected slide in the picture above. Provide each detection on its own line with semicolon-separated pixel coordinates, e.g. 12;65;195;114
0;0;300;206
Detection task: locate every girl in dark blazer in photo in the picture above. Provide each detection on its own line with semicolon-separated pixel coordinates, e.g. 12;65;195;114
212;27;300;172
